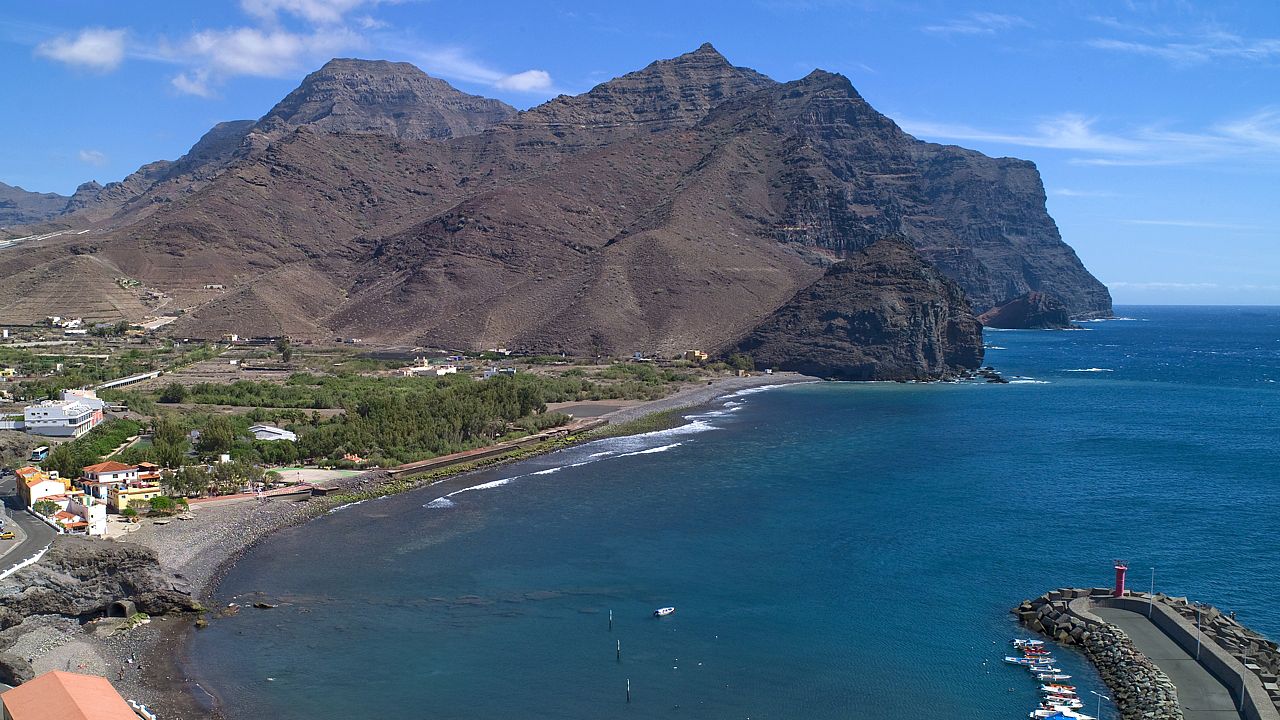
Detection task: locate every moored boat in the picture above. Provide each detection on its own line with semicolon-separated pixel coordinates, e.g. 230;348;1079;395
654;607;675;617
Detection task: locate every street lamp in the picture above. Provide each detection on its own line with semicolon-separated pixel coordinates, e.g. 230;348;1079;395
1150;567;1155;618
1090;690;1110;720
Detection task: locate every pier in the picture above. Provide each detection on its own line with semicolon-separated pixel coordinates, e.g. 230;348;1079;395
1016;588;1280;720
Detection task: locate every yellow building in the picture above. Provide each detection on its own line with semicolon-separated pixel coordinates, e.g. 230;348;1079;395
683;350;709;362
108;484;163;513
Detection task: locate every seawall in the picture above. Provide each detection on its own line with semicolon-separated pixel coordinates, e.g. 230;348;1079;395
1014;588;1280;720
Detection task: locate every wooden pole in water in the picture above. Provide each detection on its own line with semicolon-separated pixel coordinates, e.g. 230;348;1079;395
626;678;631;704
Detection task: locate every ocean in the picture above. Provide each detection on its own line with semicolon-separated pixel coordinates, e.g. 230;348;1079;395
189;305;1280;719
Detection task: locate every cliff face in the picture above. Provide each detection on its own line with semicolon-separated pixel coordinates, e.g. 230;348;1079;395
737;237;984;379
978;291;1075;329
0;182;68;226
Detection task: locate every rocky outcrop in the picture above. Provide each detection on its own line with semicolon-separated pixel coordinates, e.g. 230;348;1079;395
0;537;199;619
978;292;1075;329
736;237;984;380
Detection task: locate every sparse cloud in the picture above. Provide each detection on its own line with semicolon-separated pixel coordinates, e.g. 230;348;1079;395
171;69;214;97
35;27;127;71
901;108;1280;168
183;26;362;78
1121;219;1264;231
1050;188;1118;198
77;149;108;166
1088;33;1280;65
922;12;1029;36
240;0;377;25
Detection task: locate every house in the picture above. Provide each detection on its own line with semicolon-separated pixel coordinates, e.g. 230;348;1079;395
61;389;106;413
0;670;139;720
22;400;100;438
249;425;297;442
108;485;162;514
683;350;709;362
16;466;68;508
135;462;162;484
66;496;108;536
82;461;138;485
482;367;517;379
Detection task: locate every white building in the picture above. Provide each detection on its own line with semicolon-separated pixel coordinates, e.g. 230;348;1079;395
62;388;106;412
249;425;297;442
64;495;107;536
23;399;101;438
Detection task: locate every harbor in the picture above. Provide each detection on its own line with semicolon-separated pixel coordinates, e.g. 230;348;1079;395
1015;565;1280;720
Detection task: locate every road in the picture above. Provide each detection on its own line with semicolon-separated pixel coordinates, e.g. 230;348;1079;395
1094;606;1243;720
0;471;56;577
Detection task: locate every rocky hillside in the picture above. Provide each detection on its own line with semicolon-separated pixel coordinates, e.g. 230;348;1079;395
0;45;1111;378
737;237;983;380
0;181;68;227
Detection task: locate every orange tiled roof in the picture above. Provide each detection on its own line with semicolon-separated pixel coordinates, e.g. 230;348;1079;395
0;670;138;720
81;461;136;474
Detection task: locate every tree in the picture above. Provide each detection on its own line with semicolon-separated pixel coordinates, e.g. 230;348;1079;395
121;506;138;521
727;353;755;372
45;443;87;479
152;416;189;469
33;500;59;516
199;415;237;454
159;382;187;403
277;337;293;363
148;495;187;516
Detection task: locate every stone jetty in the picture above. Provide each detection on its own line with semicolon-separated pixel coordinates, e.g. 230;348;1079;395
1015;588;1182;720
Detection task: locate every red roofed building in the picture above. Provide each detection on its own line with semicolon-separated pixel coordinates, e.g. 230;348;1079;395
80;461;137;485
0;670;138;720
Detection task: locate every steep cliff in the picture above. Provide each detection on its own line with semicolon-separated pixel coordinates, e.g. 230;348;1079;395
737;237;984;380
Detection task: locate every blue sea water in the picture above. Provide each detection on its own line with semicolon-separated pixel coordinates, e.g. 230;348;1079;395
189;306;1280;720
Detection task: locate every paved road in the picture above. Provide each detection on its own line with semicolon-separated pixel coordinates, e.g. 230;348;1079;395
0;472;56;577
1094;607;1243;720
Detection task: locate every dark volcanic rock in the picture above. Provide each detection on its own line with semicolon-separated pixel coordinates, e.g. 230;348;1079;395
978;291;1075;329
0;537;199;619
253;58;516;141
0;181;69;226
737;236;984;380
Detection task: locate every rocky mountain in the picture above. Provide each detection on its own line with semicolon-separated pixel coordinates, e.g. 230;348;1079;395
50;60;517;224
977;291;1074;329
0;182;68;227
253;58;516;142
736;237;983;380
0;45;1111;378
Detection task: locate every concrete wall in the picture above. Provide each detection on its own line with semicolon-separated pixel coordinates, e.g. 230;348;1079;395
1094;596;1280;720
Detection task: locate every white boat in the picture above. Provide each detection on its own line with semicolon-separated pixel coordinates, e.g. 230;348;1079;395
1013;638;1046;648
1028;667;1063;674
654;607;675;617
1029;710;1094;720
1006;656;1054;665
1034;673;1072;681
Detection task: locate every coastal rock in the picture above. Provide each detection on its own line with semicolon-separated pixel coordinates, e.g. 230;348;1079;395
0;537;199;619
978;292;1075;329
735;236;984;380
0;652;34;686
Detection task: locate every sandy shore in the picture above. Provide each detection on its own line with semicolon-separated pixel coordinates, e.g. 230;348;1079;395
42;371;814;718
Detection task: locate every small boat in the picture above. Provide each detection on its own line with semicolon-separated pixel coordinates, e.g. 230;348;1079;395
1034;673;1072;681
1013;638;1046;648
1027;667;1063;674
654;607;675;617
1006;656;1054;665
1041;684;1076;693
1029;710;1094;720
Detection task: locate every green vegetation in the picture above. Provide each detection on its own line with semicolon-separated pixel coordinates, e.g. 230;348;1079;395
45;418;143;477
159;382;187;403
148;495;189;516
33;500;59;516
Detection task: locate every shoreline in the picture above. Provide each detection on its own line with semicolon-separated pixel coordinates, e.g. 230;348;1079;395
94;371;816;718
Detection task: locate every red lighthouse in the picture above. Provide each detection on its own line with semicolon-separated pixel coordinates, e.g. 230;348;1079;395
1114;561;1128;597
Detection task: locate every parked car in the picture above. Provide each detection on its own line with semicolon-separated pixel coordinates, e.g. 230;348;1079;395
0;531;15;540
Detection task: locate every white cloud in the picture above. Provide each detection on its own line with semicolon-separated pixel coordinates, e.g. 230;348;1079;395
35;27;127;71
1050;188;1118;198
241;0;374;25
184;26;361;78
901;108;1280;168
922;12;1029;36
495;69;552;92
171;69;214;97
77;149;108;166
409;47;557;93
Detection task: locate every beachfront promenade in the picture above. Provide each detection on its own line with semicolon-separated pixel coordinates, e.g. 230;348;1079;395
1094;606;1242;720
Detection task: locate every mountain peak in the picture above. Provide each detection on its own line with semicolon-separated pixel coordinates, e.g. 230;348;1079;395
254;58;515;141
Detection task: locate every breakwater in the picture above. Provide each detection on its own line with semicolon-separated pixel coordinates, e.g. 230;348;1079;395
1016;588;1180;720
1016;588;1280;720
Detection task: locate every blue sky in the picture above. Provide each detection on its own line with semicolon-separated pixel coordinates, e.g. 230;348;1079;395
2;1;1278;305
